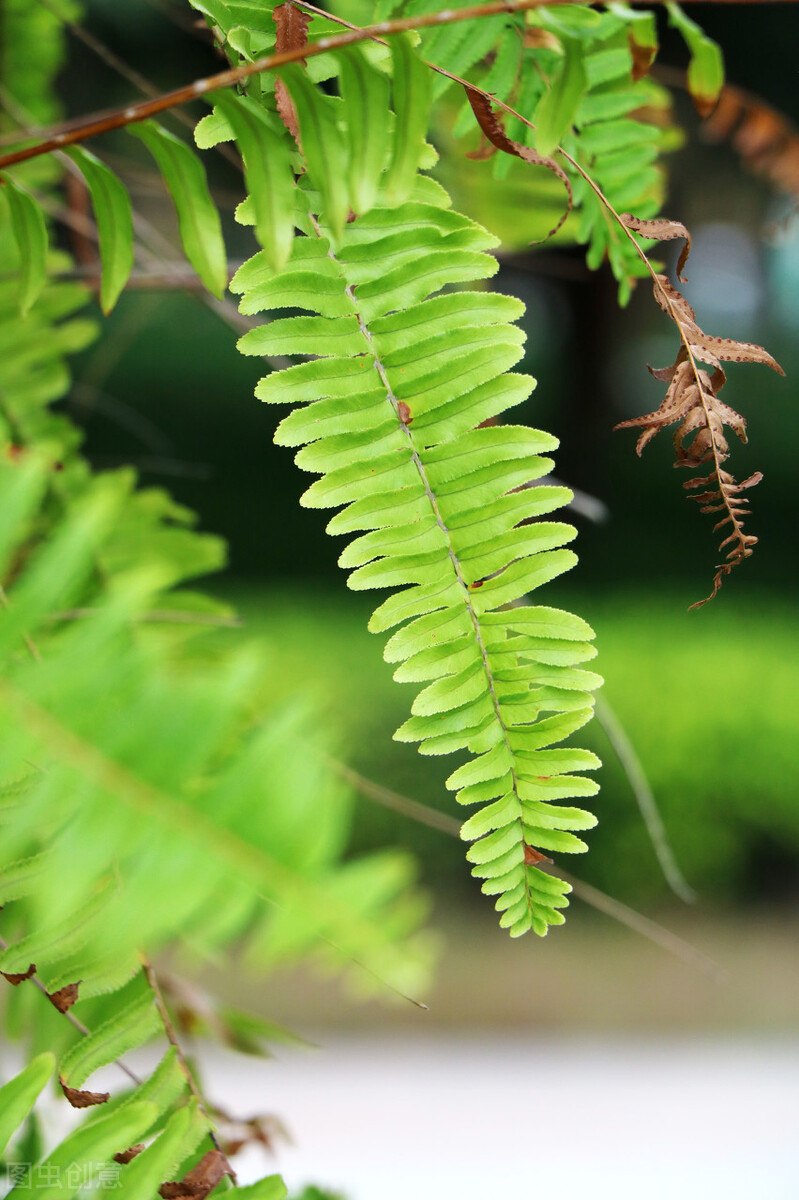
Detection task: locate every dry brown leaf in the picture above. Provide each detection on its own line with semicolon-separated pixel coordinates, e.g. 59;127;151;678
60;1078;110;1108
159;1150;233;1200
691;332;784;374
47;981;80;1013
628;33;656;83
1;963;36;985
114;1145;145;1165
274;2;310;145
463;87;573;241
614;217;784;604
619;213;691;281
684;470;762;607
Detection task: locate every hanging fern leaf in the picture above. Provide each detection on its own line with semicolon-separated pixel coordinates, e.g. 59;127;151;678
233;175;602;936
0;1054;54;1155
128;122;227;298
1;175;48;315
64;146;134;314
211;91;296;270
58;992;162;1091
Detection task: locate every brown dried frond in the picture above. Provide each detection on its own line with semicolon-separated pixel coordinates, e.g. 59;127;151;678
614;218;784;605
463;87;573;241
684;470;762;608
274;3;310;145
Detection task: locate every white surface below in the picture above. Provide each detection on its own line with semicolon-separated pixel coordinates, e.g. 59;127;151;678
199;1036;799;1199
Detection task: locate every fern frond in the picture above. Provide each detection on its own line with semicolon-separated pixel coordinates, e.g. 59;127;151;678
233;175;601;936
612;220;784;605
0;455;430;995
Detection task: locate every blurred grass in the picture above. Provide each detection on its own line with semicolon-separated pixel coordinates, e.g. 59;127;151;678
213;583;799;910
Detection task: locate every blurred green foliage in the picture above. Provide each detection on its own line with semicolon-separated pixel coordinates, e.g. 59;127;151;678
218;584;799;909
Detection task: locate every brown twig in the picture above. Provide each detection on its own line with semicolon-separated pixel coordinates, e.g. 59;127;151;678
141;955;228;1161
6;0;795;172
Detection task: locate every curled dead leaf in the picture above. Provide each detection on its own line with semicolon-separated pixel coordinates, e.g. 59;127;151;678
2;963;36;985
274;2;310;146
114;1145;145;1165
620;213;692;281
159;1150;233;1200
60;1078;110;1108
48;981;80;1013
463;87;573;242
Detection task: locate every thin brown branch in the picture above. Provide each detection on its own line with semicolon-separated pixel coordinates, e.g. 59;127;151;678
0;0;693;171
3;0;798;170
0;935;143;1085
32;0;242;169
141;955;227;1161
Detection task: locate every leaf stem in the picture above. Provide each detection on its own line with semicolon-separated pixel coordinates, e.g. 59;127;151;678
141;955;227;1160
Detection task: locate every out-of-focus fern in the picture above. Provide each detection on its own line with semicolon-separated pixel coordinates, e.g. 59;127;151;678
0;10;430;1192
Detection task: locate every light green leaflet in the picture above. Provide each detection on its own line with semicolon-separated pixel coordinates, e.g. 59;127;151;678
114;1104;208;1200
210;91;295;271
666;3;724;113
278;63;349;242
0;1055;54;1156
7;1102;157;1200
2;175;48;315
338;46;390;215
128;121;227;298
66;146;134;313
386;35;433;205
534;35;588;157
59;991;163;1088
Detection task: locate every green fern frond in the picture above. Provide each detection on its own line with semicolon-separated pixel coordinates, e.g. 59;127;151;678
233;175;602;936
0;453;431;995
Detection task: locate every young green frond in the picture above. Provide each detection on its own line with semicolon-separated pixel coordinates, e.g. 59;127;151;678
234;176;602;936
